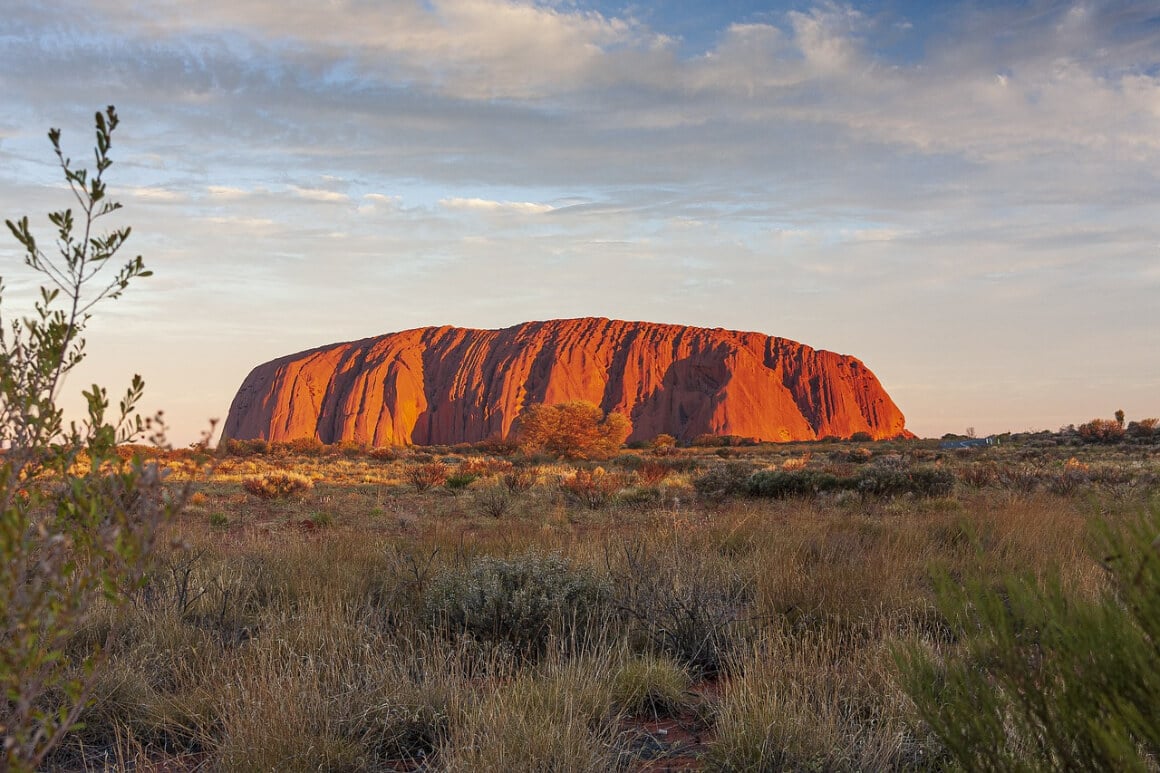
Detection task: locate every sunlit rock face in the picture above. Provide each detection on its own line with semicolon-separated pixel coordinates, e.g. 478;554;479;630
223;318;909;445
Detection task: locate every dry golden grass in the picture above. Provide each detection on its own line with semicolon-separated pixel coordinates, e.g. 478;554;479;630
44;437;1160;770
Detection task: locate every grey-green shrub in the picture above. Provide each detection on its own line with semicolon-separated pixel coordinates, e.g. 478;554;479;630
744;469;845;498
423;553;610;660
693;461;758;501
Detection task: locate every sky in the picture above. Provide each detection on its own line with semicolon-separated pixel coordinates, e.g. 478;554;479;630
1;0;1157;445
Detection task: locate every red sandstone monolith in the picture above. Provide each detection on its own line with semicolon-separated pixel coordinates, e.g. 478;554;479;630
223;318;908;445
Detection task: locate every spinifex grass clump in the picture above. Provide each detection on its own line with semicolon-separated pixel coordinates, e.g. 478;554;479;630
241;469;314;498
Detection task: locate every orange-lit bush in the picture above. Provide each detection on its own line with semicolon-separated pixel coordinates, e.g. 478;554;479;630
1078;418;1125;444
514;401;630;460
242;470;314;498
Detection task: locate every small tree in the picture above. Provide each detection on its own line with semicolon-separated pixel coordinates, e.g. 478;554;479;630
514;401;630;460
1077;417;1125;444
651;433;678;455
1;107;196;769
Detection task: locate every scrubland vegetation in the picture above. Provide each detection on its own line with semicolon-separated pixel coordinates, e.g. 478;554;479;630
13;429;1154;771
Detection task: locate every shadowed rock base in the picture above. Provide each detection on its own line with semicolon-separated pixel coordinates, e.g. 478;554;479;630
223;318;909;446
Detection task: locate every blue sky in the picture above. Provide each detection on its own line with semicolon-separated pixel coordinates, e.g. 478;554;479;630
1;0;1158;444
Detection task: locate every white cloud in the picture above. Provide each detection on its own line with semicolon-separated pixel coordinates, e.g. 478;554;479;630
127;186;184;201
205;185;250;200
438;197;555;214
291;186;349;203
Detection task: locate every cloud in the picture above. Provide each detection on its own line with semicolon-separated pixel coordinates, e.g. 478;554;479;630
291;186;350;203
438;197;555;214
205;185;250;200
127;186;184;201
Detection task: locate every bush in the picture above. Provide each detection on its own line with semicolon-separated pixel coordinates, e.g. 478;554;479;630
612;542;748;678
855;465;954;498
1078;417;1125;444
636;461;672;486
651;433;678;455
1;107;198;769
474;485;513;518
407;461;448;492
692;462;758;502
897;506;1160;769
501;467;538;493
514;401;630;460
1127;418;1158;439
241;470;314;499
423;553;610;660
744;469;846;498
223;437;268;456
444;472;479;491
559;467;622;509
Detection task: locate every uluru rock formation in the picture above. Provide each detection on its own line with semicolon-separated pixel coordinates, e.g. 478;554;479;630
223;318;909;446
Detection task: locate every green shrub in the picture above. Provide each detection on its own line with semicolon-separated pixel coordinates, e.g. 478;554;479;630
897;506;1160;770
423;553;610;660
615;485;664;511
1127;418;1158;439
1;107;198;770
444;472;479;491
223;437;268;456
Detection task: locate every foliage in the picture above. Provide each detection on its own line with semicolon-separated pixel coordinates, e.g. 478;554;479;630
501;466;537;493
559;467;622;509
611;541;749;677
1;107;194;770
1127;418;1158;439
1078;417;1126;443
897;505;1160;771
407;461;448;492
423;552;611;660
855;465;955;498
473;484;513;518
692;461;758;501
650;433;678;455
514;400;630;460
241;469;314;498
744;469;845;498
740;465;954;500
443;472;478;491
